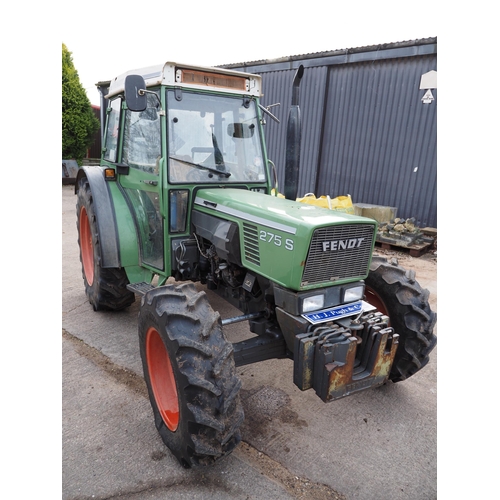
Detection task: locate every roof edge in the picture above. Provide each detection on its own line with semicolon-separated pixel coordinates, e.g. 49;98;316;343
220;37;437;69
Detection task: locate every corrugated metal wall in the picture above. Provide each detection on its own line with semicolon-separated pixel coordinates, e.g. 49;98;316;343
223;39;437;228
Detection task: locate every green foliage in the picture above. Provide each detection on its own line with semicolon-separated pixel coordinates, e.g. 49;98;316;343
62;44;100;164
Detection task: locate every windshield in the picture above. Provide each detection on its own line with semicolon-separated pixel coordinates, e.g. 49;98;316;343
167;91;266;183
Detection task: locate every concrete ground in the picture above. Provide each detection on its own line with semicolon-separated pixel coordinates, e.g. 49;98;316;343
62;185;438;499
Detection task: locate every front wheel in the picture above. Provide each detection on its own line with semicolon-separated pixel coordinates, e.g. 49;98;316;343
138;283;244;468
364;256;437;382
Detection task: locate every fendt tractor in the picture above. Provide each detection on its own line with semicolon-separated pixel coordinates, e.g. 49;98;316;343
75;62;437;468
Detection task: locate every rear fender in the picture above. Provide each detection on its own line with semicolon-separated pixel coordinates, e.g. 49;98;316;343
76;167;136;269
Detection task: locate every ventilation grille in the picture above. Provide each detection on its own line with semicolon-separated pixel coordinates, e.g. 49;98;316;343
302;224;375;286
243;223;260;266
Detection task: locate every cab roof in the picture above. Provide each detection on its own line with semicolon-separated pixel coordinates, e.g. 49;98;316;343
106;61;262;99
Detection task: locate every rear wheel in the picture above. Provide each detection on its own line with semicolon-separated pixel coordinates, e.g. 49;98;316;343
138;283;244;468
76;177;135;311
364;256;437;382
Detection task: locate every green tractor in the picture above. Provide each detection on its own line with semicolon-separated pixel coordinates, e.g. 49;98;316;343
75;62;436;469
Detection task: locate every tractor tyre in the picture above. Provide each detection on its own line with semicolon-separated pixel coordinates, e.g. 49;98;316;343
76;177;135;311
364;256;437;383
138;283;244;468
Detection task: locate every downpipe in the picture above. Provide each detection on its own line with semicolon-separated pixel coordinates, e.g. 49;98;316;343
284;65;304;201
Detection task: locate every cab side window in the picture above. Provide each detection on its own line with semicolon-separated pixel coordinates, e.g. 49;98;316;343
103;98;121;163
122;92;161;174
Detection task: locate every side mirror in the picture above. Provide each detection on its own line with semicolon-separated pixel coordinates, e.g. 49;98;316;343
124;75;147;112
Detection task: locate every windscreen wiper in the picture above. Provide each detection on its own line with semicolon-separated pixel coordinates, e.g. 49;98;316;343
169;156;231;178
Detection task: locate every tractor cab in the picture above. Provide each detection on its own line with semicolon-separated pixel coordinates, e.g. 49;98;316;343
96;63;271;281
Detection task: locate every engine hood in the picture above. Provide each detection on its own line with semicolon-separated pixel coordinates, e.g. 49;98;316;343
193;189;377;292
194;188;375;231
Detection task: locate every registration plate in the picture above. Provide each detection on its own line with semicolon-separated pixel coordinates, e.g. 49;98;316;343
302;300;366;325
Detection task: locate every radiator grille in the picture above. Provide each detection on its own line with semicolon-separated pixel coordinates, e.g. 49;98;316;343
243;223;260;265
302;224;375;286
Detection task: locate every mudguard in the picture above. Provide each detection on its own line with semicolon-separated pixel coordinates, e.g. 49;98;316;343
75;166;121;268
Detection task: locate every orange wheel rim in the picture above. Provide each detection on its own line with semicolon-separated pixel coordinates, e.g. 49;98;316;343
79;206;94;286
146;327;180;431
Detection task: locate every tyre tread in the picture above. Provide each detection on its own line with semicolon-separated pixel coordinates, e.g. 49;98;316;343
76;177;135;311
366;256;437;382
138;284;243;467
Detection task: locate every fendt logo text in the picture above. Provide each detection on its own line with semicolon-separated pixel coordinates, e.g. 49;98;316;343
322;238;365;251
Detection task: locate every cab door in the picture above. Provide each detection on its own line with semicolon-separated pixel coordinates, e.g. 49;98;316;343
119;92;164;272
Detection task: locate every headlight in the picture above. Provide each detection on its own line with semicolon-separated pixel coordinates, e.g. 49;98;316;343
344;285;364;303
302;294;325;313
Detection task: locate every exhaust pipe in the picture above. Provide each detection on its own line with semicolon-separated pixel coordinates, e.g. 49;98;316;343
284;65;304;201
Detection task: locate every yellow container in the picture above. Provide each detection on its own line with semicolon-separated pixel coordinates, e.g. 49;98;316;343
297;193;354;214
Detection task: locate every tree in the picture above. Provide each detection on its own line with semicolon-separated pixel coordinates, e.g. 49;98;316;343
62;44;100;163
